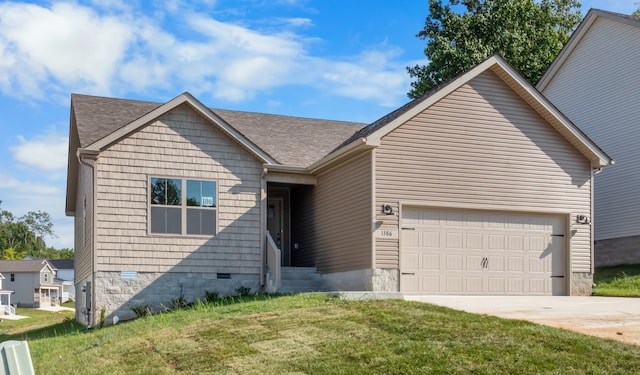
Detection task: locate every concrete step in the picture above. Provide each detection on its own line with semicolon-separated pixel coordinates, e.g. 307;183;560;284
279;267;323;293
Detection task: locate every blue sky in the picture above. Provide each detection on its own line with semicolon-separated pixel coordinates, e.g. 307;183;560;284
0;0;636;249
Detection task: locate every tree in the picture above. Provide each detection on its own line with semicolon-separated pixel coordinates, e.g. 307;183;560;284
0;200;70;259
408;0;582;98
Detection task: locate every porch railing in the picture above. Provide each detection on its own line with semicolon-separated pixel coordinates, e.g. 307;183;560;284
1;304;15;316
266;232;281;293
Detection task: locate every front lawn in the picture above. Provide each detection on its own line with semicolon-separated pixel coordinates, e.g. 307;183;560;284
0;307;78;341
21;294;640;374
593;264;640;297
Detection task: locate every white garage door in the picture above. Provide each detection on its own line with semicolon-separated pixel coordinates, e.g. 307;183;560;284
400;207;566;295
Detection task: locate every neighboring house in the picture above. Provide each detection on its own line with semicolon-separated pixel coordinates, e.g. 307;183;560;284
49;259;75;301
0;260;60;308
0;273;15;316
538;9;640;266
66;56;611;326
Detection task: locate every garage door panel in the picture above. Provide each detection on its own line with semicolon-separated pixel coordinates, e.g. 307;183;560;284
401;207;566;295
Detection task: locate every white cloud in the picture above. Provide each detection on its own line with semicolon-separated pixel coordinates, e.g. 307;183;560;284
0;1;412;107
0;2;133;98
11;133;69;171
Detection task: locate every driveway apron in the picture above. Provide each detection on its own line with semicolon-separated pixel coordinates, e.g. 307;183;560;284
405;295;640;346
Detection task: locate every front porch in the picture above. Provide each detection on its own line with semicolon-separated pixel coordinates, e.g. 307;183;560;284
0;289;15;316
265;182;323;293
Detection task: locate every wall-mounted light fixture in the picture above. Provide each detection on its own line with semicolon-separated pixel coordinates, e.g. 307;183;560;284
382;204;395;215
576;214;590;224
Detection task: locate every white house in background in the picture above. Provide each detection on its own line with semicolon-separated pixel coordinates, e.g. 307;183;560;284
49;259;75;301
538;9;640;266
0;273;15;316
0;260;60;308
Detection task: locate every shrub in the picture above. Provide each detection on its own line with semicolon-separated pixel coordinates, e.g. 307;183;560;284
204;290;219;302
130;304;153;317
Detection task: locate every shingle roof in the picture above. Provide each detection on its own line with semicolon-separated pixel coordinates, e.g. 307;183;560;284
48;259;73;270
0;260;52;273
71;94;366;168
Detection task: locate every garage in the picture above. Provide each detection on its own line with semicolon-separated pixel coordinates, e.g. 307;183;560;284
400;207;567;295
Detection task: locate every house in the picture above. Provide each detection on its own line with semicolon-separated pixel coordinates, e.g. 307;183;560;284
66;55;611;326
0;273;15;316
537;9;640;266
0;260;60;308
48;259;75;301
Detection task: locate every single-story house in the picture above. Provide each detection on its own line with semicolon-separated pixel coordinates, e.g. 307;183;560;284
0;260;60;308
0;273;15;316
537;9;640;266
66;55;611;326
49;259;75;301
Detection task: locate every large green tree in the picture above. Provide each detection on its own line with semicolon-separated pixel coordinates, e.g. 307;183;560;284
0;200;71;259
408;0;581;98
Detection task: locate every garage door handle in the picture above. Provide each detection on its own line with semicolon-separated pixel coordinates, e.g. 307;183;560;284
551;275;565;278
402;227;415;230
401;272;415;275
551;234;565;237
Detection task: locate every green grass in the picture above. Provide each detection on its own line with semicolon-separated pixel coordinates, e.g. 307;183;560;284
593;264;640;297
0;308;79;341
8;294;639;374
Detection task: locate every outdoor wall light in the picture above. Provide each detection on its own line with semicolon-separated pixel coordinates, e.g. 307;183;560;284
382;204;395;215
576;214;590;224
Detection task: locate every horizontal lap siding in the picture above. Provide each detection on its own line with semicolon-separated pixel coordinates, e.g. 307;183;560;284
542;18;640;240
300;152;372;273
95;104;263;274
376;71;592;272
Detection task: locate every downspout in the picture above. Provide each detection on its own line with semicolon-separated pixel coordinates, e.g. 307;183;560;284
260;167;268;291
77;149;98;326
591;167;602;275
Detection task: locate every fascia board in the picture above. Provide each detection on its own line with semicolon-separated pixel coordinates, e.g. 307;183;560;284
84;92;277;165
364;56;501;146
537;11;598;90
495;58;612;168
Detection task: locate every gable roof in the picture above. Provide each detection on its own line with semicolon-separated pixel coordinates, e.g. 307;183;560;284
330;55;612;170
537;8;640;90
0;260;55;274
70;94;364;168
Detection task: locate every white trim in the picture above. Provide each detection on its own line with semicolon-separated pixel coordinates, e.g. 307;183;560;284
399;200;575;216
360;55;611;169
85;92;277;165
538;9;640;91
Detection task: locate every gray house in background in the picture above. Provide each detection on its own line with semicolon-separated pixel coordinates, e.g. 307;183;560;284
49;259;75;301
66;56;610;326
0;260;60;308
538;9;640;266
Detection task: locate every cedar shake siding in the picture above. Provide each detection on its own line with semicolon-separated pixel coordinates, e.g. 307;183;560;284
295;152;373;274
375;70;593;272
94;104;263;274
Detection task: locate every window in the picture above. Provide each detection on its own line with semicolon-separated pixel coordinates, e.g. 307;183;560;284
150;177;217;236
10;273;14;282
44;273;48;282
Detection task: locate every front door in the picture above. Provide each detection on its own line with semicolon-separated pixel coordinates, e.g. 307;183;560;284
267;197;284;250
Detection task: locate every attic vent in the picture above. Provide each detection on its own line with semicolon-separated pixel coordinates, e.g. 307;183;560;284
217;273;231;280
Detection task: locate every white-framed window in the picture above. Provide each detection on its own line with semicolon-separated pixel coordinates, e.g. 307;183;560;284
44;273;48;282
10;273;14;282
149;177;218;236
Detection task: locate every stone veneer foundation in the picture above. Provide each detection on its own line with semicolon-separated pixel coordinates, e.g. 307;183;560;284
322;268;399;292
94;271;259;324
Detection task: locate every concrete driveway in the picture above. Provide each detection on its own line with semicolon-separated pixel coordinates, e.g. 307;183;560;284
405;295;640;346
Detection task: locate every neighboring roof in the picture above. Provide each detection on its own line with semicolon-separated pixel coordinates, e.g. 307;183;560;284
48;259;73;270
71;93;364;168
0;260;55;274
537;8;640;90
332;55;612;169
